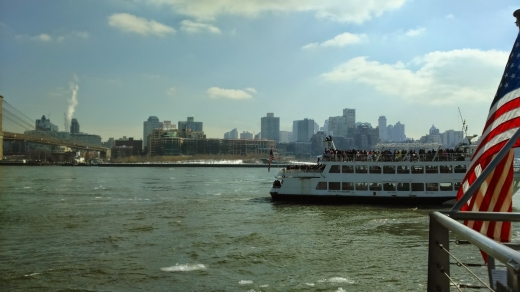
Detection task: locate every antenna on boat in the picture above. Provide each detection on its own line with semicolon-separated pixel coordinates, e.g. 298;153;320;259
457;107;474;144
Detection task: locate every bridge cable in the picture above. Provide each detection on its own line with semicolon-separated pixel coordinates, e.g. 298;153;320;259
2;108;35;130
2;113;33;131
3;99;37;127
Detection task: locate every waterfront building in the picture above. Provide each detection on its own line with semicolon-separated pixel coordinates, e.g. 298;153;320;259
35;115;59;132
0;96;3;160
394;121;406;142
70;118;80;134
143;116;163;149
115;137;143;156
441;130;464;148
163;121;176;130
103;138;115;148
224;128;238;139
178;117;203;132
240;131;253;139
261;113;280;143
378;116;387;142
148;128;273;156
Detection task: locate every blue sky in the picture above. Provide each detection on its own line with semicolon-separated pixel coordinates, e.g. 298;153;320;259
1;0;519;141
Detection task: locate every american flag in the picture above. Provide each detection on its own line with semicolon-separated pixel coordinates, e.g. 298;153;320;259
268;149;274;172
456;32;520;245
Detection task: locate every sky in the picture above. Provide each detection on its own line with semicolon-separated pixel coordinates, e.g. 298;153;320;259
1;0;519;142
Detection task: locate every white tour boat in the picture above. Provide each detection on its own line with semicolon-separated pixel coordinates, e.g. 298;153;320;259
270;141;520;205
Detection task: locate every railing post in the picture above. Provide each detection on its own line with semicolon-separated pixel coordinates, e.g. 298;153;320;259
507;259;520;291
428;213;450;291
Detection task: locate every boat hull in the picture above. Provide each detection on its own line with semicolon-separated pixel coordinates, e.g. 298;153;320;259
270;192;455;205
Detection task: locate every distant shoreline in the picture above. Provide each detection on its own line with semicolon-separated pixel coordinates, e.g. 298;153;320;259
0;162;291;168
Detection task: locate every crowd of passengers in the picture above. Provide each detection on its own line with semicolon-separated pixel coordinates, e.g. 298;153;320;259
285;164;326;172
320;147;468;162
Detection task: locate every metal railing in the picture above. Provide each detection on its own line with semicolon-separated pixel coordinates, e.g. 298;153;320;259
428;211;520;291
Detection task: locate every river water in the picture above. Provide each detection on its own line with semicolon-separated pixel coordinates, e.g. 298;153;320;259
1;165;519;291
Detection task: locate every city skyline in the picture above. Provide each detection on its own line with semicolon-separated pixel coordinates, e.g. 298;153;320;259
1;1;518;141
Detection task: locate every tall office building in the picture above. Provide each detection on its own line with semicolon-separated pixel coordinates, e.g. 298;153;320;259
224;128;238;139
261;113;280;142
143;116;163;149
279;131;292;143
178;117;203;132
36;115;59;132
293;118;315;142
378;116;387;142
328;116;348;137
394;121;406;142
240;131;254;139
70;118;80;134
343;108;356;128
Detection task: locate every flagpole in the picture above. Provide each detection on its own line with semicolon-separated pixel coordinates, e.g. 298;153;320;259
451;127;520;211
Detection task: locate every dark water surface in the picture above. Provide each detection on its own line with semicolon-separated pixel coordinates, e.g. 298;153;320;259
1;166;517;291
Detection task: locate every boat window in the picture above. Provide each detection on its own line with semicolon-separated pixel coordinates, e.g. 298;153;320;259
425;166;438;174
369;183;382;191
342;182;354;190
329;182;341;190
440;165;453;173
369;166;382;174
411;183;424;191
440;183;453;191
329;165;340;173
454;182;462;191
397;166;410;174
454;165;467;173
383;183;396;191
411;166;424;174
397;183;410;191
316;182;327;190
355;165;368;173
342;165;354;173
426;183;439;191
383;165;396;174
356;182;368;190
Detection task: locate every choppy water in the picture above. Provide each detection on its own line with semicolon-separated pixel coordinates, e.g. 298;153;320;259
1;166;519;291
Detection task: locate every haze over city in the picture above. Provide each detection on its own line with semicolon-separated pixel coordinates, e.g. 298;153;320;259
1;0;518;141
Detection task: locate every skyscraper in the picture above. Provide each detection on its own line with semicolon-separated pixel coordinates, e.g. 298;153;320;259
328;116;347;137
293;118;315;142
378;116;387;142
143;116;163;149
261;113;280;142
70;118;80;134
178;117;203;132
394;121;406;142
343;108;356;128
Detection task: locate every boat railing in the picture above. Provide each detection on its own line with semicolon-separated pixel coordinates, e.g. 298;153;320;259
428;211;520;291
321;153;469;162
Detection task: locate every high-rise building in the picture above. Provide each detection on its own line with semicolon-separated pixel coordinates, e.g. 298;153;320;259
261;113;280;142
163;121;176;130
343;108;356;128
328;116;348;137
224;128;238;139
70;118;80;134
293;118;315;142
240;131;253;139
178;117;203;132
394;121;406;142
378;116;387;142
35;115;59;132
143;116;163;149
279;131;293;143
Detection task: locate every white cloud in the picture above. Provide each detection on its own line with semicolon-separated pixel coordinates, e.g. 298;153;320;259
16;31;90;42
207;87;253;99
322;49;508;105
302;32;367;49
446;14;454;19
143;0;407;23
405;27;424;37
180;20;221;34
245;87;257;93
108;13;176;36
166;87;176;96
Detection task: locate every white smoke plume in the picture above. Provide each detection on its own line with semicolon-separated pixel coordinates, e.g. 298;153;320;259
64;76;79;131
